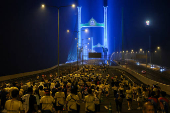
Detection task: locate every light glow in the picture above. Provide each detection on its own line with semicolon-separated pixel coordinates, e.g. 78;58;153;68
72;4;75;8
146;20;150;26
157;46;160;50
67;30;70;33
151;65;154;68
85;29;88;32
140;48;142;51
41;4;45;8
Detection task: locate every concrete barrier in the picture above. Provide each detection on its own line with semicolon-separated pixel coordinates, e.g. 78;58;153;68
0;65;59;82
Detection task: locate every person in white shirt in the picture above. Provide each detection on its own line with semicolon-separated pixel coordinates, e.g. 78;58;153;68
132;85;137;101
137;88;143;110
142;87;149;102
22;87;38;113
66;88;79;113
34;90;40;110
39;86;45;98
112;85;118;98
40;89;55;113
5;89;24;113
54;87;65;113
94;90;100;113
126;87;133;110
9;82;19;98
84;89;95;113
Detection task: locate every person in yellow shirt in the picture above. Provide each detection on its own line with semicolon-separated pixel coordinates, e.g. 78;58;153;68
54;87;65;113
40;89;55;113
66;88;79;113
5;89;24;113
84;89;95;113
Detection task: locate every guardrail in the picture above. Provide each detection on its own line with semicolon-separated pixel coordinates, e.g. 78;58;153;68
0;65;59;82
117;66;170;95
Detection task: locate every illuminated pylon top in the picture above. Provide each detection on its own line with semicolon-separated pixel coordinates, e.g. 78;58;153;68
81;18;104;28
77;6;108;50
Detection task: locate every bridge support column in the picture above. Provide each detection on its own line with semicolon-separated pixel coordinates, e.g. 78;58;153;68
77;7;82;59
104;6;108;48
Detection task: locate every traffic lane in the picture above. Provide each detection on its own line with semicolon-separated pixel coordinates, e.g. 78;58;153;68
127;64;169;84
127;61;170;80
115;68;144;85
128;64;170;85
126;61;170;85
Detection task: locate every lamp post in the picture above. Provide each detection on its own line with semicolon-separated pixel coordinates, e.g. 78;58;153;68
41;4;75;77
88;37;93;52
146;20;151;64
157;46;161;66
74;29;88;70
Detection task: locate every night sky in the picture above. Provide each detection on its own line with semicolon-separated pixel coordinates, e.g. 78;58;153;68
1;0;170;76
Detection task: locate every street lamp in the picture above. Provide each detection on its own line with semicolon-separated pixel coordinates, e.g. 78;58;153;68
146;20;150;26
157;46;160;50
84;29;88;33
88;37;94;52
41;4;43;7
41;4;75;77
156;46;161;66
72;4;75;8
146;20;151;64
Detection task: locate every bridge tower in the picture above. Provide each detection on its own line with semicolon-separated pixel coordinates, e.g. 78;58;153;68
77;6;108;60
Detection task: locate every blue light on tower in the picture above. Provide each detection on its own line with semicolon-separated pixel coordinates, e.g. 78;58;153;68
79;7;108;50
67;5;108;62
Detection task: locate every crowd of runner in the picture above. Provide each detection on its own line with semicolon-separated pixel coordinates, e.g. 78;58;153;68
0;65;169;113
